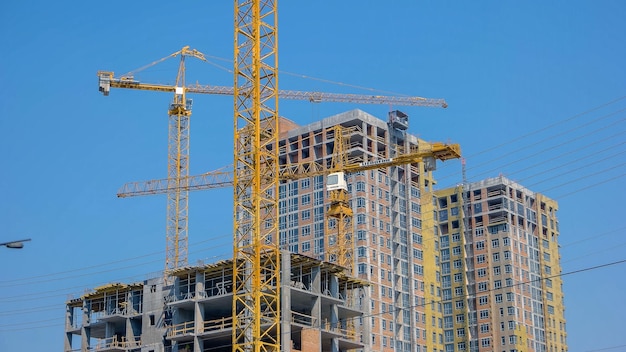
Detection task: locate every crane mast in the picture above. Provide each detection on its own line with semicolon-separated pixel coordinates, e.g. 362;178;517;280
232;1;280;352
164;48;202;274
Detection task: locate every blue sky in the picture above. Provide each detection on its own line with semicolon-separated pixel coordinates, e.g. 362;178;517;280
1;1;625;351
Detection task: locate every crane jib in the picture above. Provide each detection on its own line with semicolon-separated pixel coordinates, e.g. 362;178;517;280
359;158;394;168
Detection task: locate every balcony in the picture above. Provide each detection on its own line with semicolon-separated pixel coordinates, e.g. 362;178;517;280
166;321;195;341
200;316;234;334
90;336;141;351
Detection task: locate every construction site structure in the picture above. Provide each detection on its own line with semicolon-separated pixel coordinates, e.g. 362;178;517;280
64;251;369;352
64;109;567;352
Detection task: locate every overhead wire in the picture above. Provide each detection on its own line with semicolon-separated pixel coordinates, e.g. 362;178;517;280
463;113;626;184
433;101;626;186
462;95;626;160
45;257;625;346
468;108;625;173
0;142;620;302
0;233;234;287
585;344;626;352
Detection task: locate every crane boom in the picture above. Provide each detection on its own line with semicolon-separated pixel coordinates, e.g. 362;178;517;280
116;142;460;196
98;72;448;108
117;137;461;271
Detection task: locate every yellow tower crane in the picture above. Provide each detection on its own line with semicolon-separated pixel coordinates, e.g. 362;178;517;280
100;46;207;277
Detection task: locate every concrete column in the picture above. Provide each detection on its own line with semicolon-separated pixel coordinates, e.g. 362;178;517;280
64;305;73;352
81;302;89;352
310;266;321;352
281;250;292;352
195;270;204;352
330;275;339;352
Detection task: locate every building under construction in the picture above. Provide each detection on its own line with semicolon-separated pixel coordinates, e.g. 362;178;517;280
65;251;369;352
64;109;567;352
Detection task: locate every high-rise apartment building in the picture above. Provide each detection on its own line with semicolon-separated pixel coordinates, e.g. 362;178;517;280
277;109;447;352
277;109;567;352
435;178;566;352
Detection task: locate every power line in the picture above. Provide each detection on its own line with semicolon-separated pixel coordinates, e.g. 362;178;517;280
464;95;626;160
465;113;626;183
74;257;624;348
584;344;626;352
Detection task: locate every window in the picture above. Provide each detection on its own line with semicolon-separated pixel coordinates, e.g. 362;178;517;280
477;254;486;263
358;263;367;274
494;266;501;275
480;323;490;333
477;268;487;277
301;194;311;205
454;259;463;269
302;241;310;252
478;282;487;292
545;265;552;274
452;233;461;242
454;273;462;282
476;241;485;250
493;252;500;261
494;280;502;289
491;238;499;248
507;306;515;316
479;296;488;305
455;300;464;309
301;209;310;221
452;246;462;256
495;294;503;303
479;310;489;319
504;250;511;260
